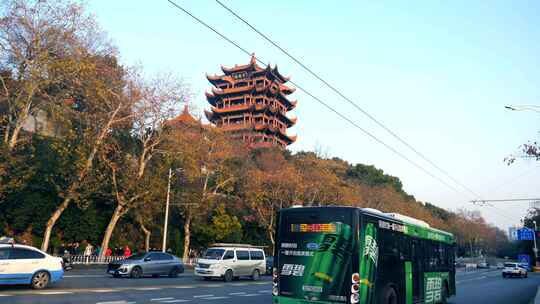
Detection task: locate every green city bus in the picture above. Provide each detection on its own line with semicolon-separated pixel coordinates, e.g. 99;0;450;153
272;206;456;304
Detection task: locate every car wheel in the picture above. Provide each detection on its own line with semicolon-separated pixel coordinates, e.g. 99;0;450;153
251;269;260;281
112;273;120;278
131;266;143;279
525;272;528;278
224;269;233;282
379;285;398;304
502;273;507;278
31;271;50;289
168;267;179;278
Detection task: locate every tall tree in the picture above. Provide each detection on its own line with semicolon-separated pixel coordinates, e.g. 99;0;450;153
98;74;189;257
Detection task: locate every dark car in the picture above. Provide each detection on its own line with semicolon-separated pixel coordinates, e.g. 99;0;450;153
107;252;184;278
266;256;274;275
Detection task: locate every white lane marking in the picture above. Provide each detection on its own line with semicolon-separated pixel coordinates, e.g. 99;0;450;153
36;291;73;295
91;289;117;293
134;287;162;291
174;286;195;289
254;282;269;285
0;295;11;297
151;298;174;301
193;294;214;298
205;296;230;300
65;275;106;278
229;292;246;295
96;301;135;304
238;294;260;297
456;275;487;284
258;290;272;293
162;300;191;303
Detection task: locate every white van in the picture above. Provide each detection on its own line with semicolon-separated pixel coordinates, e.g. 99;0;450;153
194;243;266;282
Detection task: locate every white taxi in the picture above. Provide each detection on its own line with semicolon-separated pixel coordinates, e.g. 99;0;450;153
0;242;64;289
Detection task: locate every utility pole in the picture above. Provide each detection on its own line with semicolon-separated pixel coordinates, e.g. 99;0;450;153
162;168;172;253
534;221;539;267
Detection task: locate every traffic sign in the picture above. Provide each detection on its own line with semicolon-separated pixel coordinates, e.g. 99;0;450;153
518;228;535;241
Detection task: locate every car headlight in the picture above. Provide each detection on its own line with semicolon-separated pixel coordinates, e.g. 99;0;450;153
209;264;220;269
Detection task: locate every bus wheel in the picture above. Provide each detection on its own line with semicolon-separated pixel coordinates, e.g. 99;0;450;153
380;286;397;304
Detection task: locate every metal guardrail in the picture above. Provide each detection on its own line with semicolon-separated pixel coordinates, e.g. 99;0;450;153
55;255;199;265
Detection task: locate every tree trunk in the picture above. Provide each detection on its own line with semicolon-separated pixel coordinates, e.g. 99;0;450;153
182;213;192;261
268;225;275;254
100;204;125;257
7;121;24;151
140;221;151;252
41;195;72;252
40;103;123;252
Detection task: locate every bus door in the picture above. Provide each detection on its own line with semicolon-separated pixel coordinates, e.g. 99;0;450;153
411;239;423;303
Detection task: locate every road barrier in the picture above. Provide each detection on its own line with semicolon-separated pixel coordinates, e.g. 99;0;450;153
56;254;198;265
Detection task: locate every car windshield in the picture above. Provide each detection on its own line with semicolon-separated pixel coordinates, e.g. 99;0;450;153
204;249;225;260
127;253;146;260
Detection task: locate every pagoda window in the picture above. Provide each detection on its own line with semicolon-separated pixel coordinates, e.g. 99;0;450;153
236;81;248;87
255;98;263;104
232;72;247;80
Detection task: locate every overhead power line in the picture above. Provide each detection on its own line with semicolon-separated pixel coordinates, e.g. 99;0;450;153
471;198;540;203
166;0;466;197
212;0;534;227
213;0;483;201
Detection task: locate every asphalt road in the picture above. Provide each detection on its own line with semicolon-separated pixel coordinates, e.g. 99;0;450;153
0;267;538;304
452;268;540;304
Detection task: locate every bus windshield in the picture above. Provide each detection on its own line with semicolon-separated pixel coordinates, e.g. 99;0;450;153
276;208;355;303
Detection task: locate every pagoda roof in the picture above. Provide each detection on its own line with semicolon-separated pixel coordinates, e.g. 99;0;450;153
206;74;235;85
218;54;290;83
205;83;297;109
205;104;297;126
166;105;198;126
221;54;263;74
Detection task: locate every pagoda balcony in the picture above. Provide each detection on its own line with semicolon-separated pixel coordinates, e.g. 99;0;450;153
220;122;253;131
212;103;253;113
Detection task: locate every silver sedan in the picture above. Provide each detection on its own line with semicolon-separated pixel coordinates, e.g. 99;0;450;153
107;252;184;278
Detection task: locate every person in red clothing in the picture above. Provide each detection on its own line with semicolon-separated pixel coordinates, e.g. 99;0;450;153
105;247;112;257
123;245;131;257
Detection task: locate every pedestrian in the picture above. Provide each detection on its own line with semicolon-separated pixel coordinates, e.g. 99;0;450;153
84;243;93;256
124;245;131;257
105;247;112;257
84;242;93;263
74;242;81;255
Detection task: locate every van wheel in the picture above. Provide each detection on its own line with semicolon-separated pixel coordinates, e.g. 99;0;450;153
379;286;397;304
31;271;50;289
224;269;233;282
251;269;260;281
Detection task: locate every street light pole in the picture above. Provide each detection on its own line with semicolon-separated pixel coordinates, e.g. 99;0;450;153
162;168;172;253
533;220;539;267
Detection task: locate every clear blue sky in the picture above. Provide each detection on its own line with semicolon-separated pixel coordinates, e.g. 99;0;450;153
89;0;540;230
